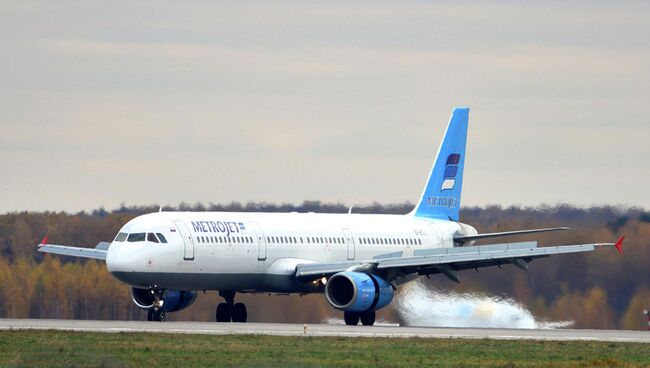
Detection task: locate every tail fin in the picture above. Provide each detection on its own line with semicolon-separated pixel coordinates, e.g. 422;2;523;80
411;107;469;221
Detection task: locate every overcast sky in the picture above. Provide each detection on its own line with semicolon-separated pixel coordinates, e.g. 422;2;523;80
1;1;648;213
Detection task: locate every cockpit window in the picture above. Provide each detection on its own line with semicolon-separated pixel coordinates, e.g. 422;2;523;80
114;232;128;242
156;233;168;243
127;233;146;242
147;233;159;243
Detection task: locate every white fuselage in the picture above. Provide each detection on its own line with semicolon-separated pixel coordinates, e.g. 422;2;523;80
106;211;463;293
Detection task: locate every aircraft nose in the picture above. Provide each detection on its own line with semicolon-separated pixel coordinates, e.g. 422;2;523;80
106;244;136;273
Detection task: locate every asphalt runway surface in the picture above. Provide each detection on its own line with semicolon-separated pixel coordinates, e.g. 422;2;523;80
1;319;648;343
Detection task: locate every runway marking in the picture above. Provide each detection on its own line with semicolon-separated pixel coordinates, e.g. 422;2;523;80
1;319;649;343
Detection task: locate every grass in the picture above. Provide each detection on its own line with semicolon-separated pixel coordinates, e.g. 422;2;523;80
0;330;648;367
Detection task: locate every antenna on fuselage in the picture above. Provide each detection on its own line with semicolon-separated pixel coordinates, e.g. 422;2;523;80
348;206;353;214
158;204;163;212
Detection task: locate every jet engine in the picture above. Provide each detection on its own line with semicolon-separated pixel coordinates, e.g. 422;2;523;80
131;288;197;313
324;272;394;312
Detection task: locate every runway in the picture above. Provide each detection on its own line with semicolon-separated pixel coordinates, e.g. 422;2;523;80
1;319;649;343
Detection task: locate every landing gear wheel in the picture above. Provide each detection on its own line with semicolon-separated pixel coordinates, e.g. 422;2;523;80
148;309;165;322
344;311;360;326
216;303;232;322
360;311;375;326
232;303;248;323
155;310;166;322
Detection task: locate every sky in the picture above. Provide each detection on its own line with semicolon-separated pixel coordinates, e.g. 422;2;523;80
1;1;649;213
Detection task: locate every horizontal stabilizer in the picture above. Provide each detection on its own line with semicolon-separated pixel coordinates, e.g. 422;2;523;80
37;237;107;261
453;227;570;244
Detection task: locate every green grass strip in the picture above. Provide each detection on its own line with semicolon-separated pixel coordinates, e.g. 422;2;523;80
0;330;649;367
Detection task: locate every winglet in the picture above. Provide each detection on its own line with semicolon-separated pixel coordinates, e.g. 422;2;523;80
39;236;48;247
614;236;625;255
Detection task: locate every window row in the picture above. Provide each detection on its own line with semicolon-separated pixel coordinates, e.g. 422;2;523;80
359;237;421;246
197;235;254;244
267;236;346;245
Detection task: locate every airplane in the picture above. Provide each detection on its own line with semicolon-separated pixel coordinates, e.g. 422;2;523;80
37;107;624;325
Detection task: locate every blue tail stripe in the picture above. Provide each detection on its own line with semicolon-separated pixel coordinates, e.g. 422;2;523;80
413;107;469;221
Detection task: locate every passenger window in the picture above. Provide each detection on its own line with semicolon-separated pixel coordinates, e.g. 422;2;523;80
127;233;146;242
156;233;168;243
115;232;128;242
147;233;159;243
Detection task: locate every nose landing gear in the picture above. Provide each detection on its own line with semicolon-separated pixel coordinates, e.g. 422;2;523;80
147;308;166;322
216;290;247;322
146;289;166;322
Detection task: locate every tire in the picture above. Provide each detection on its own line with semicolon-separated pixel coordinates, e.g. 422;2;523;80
147;309;155;322
155;310;166;322
344;311;360;326
216;303;232;322
232;303;247;323
360;311;375;326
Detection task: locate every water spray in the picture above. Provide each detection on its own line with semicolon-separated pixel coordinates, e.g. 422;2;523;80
395;281;573;329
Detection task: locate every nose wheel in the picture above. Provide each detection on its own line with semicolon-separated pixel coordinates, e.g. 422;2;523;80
216;291;247;322
147;308;166;322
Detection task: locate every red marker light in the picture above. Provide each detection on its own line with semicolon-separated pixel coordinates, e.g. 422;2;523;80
39;236;48;247
614;236;625;255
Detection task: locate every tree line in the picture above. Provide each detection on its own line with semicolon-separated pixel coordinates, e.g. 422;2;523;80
0;202;648;329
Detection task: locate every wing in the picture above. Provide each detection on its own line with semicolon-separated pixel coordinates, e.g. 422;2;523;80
295;237;624;283
37;237;109;261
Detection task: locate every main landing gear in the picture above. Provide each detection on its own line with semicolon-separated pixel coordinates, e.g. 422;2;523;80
344;310;375;326
216;290;248;323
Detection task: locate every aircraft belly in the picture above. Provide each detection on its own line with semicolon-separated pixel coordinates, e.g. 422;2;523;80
110;271;322;293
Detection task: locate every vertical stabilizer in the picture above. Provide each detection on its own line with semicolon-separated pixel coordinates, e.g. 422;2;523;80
411;107;469;221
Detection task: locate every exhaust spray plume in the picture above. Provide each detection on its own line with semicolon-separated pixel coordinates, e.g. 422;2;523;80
395;282;573;329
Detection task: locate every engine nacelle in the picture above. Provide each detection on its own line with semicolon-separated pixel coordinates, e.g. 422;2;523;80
324;272;394;312
130;288;198;313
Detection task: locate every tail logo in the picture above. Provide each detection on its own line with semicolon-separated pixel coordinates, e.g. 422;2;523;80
440;153;461;191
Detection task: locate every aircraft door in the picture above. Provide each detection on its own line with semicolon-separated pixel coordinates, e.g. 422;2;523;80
174;221;195;260
250;222;267;261
342;228;355;260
